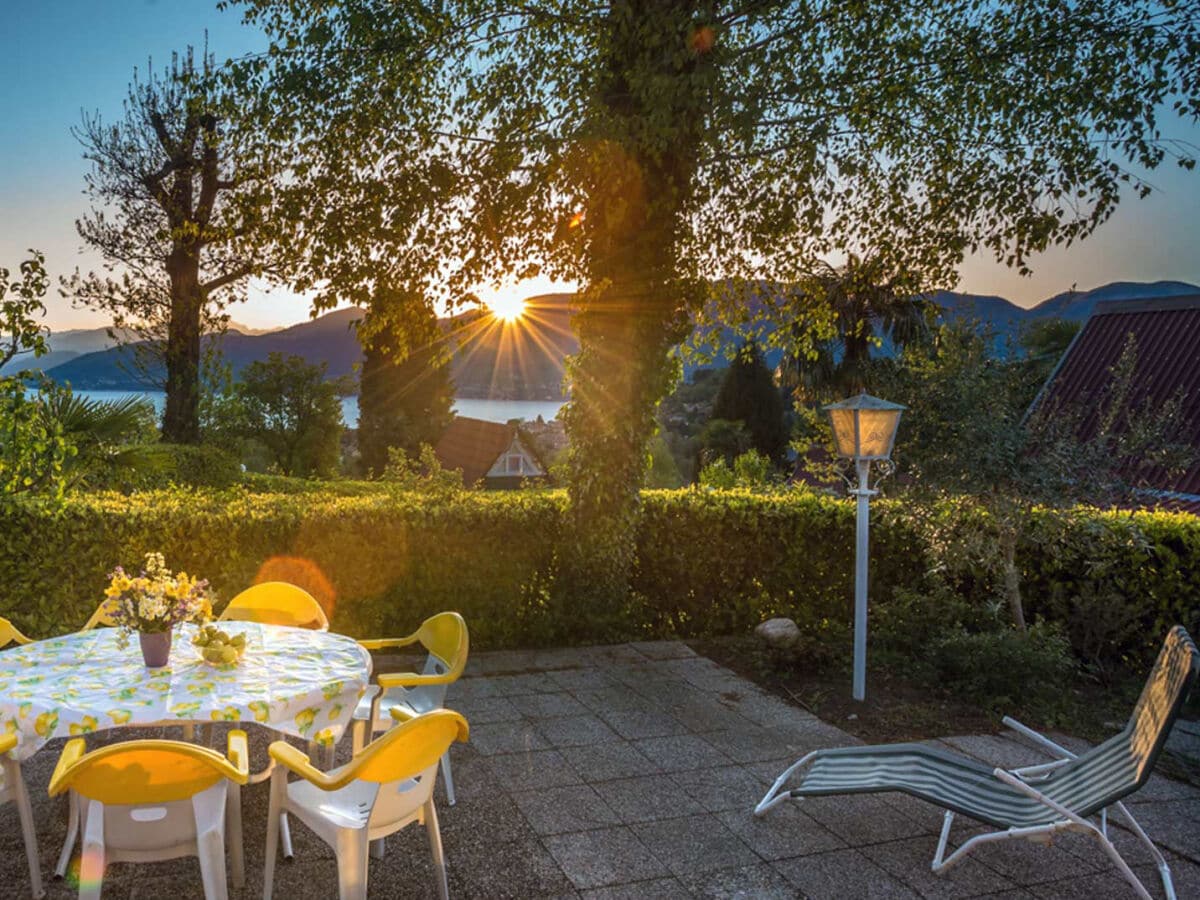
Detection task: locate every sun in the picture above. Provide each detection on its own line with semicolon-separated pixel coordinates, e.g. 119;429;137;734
487;293;527;323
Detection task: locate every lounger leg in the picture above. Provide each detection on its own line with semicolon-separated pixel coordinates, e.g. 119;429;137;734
441;751;456;806
1091;824;1154;900
932;811;955;871
754;751;818;816
1114;801;1176;900
56;791;79;878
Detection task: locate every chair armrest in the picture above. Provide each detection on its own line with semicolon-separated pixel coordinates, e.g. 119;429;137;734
358;633;420;652
226;730;250;783
268;741;357;791
48;738;87;796
377;671;455;689
0;733;15;756
390;707;417;724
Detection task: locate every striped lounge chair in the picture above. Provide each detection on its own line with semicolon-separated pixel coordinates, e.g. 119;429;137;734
756;626;1198;900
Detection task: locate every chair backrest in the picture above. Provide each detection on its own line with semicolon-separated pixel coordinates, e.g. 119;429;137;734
219;582;329;630
410;612;469;709
352;710;468;830
1044;626;1198;815
82;599;121;631
0;616;31;648
49;739;246;804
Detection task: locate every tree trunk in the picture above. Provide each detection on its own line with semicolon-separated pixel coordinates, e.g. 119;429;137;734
558;0;707;626
1000;532;1028;633
161;251;204;444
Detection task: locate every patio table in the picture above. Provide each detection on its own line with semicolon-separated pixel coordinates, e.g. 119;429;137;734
0;621;371;760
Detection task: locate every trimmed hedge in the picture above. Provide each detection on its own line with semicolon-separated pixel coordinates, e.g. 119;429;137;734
1;488;1196;665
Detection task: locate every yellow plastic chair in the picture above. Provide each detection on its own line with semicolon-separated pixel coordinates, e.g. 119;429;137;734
265;710;469;900
219;582;329;631
0;615;33;648
80;599;121;631
1;733;43;898
352;612;469;804
49;732;249;900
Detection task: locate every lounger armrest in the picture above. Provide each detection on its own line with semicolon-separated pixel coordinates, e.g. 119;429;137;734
1002;716;1078;761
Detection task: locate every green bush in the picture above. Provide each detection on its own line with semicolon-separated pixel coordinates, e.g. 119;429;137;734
0;487;1195;668
112;444;243;491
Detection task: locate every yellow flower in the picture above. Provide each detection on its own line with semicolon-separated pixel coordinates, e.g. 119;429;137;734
108;710;133;725
295;708;317;735
248;701;270;723
211;706;240;722
314;728;335;747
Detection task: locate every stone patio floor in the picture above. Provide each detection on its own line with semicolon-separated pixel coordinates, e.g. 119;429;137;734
3;640;1198;898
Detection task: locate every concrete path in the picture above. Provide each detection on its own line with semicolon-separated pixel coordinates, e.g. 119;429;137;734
2;641;1197;898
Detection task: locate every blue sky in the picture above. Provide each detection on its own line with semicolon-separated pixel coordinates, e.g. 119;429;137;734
2;0;1198;331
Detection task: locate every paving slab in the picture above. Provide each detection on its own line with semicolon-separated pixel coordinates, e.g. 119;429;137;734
3;639;1196;900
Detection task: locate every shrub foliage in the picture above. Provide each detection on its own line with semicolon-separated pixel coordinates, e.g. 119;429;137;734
0;488;1195;672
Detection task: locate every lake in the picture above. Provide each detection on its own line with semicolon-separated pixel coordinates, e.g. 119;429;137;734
65;390;565;428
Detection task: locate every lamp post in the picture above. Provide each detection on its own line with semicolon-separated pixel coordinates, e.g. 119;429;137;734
823;393;905;701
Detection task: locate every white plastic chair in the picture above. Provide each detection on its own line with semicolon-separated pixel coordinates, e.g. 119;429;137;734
353;612;469;805
49;731;249;900
0;733;43;898
265;709;469;900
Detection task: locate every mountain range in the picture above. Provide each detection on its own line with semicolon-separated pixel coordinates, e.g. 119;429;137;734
14;280;1199;397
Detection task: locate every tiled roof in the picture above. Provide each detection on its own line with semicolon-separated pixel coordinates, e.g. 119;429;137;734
1036;295;1200;500
434;416;515;485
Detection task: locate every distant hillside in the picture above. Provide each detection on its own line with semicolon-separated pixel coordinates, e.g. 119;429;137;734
36;281;1199;395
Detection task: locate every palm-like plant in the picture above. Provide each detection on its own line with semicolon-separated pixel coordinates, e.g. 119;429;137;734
788;253;934;401
39;392;162;487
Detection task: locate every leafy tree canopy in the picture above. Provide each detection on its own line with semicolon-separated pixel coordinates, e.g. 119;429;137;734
710;343;788;461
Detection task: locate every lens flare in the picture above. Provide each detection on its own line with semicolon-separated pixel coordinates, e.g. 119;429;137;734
487;294;527;323
254;556;336;620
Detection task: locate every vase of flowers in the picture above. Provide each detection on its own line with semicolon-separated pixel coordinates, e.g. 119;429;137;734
103;552;213;668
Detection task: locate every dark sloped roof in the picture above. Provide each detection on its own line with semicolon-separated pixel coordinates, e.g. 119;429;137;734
1037;295;1200;499
434;416;515;485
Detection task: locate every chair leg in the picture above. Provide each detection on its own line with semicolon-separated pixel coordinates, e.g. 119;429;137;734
440;751;456;807
1090;824;1154;900
333;828;370;900
55;791;79;879
931;811;955;871
182;722;195;742
351;719;367;756
6;759;43;899
425;798;449;900
370;837;385;860
227;782;245;890
280;812;294;860
79;800;105;900
264;770;285;900
197;824;229;900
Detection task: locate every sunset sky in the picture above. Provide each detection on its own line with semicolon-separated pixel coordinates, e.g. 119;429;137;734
3;0;1198;333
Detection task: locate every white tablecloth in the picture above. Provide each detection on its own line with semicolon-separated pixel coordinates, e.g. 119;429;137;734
0;622;371;760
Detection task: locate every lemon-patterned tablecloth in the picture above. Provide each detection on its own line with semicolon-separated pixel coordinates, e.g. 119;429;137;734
0;622;371;760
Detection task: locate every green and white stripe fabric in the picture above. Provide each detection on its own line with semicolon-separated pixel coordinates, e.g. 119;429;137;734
789;627;1198;829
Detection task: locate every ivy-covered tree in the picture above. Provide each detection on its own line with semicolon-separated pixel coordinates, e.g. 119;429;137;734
709;343;788;463
230;0;1200;609
64;47;286;444
357;295;455;476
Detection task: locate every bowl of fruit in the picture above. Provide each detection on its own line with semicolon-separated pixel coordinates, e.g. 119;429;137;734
192;625;247;666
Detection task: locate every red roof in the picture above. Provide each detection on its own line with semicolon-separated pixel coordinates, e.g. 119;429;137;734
434;416;515;485
1037;295;1200;503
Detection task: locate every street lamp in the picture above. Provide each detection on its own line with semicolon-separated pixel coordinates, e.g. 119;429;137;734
823;392;905;701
